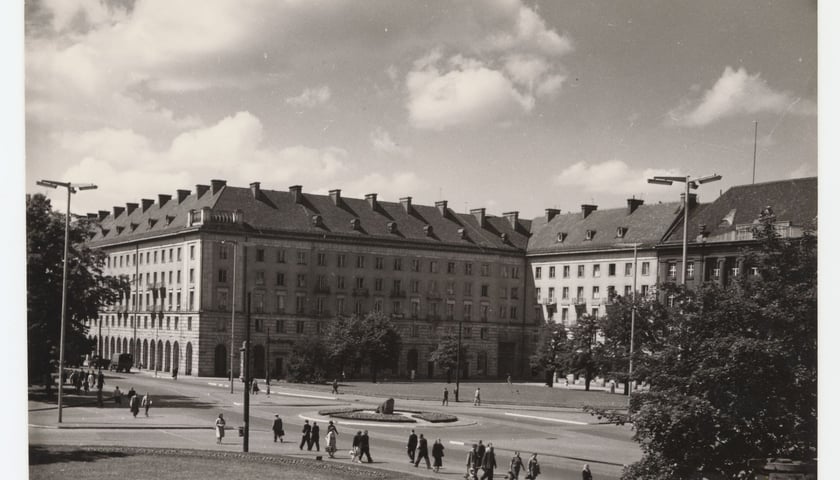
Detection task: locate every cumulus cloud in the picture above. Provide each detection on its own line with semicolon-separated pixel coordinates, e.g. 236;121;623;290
668;66;816;127
285;86;332;108
554;160;681;196
370;127;411;156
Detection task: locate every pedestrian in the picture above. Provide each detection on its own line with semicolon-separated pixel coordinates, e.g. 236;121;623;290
141;393;152;416
88;372;96;392
507;373;512;385
581;463;593;480
477;440;486;465
474;387;481;406
407;429;418;463
172;367;178;381
127;386;136;399
480;444;496;480
442;387;449;406
251;378;259;395
215;413;226;444
527;453;540;479
265;378;271;397
113;385;122;405
431;438;444;473
359;430;373;463
466;444;481;480
351;431;362;463
299;420;311;450
310;421;321;451
327;420;338;435
414;433;431;469
325;429;337;458
73;371;82;394
97;371;104;390
272;414;284;442
332;378;339;395
83;374;90;393
129;393;140;418
509;452;523;480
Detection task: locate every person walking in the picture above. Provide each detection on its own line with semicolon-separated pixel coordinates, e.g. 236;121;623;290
509;452;523;480
272;414;284;443
581;464;593;480
332;379;339;395
466;444;481;480
83;373;90;393
129;393;140;418
431;438;444;473
442;387;449;406
327;420;338;435
477;440;486;465
310;422;321;451
351;431;362;463
473;387;481;406
407;429;418;463
299;420;311;450
359;430;373;463
141;393;152;417
251;378;259;395
88;372;96;392
172;367;178;381
325;429;337;458
480;444;496;480
265;379;271;397
113;385;122;405
414;433;431;469
527;453;541;479
215;413;226;444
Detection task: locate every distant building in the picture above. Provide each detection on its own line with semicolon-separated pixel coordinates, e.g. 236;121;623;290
85;180;531;379
656;177;817;289
526;199;682;327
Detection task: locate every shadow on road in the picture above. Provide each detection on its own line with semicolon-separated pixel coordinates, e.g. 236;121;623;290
29;446;130;465
29;389;216;411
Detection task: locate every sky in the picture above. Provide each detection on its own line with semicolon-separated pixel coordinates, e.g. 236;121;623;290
23;0;817;219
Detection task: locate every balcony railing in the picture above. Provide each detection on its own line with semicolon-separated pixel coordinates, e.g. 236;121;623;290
572;297;587;305
390;290;406;298
391;313;405;319
539;297;556;306
352;288;369;297
313;285;331;294
426;292;443;300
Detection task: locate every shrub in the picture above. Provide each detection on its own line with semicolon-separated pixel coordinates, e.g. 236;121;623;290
411;412;458;423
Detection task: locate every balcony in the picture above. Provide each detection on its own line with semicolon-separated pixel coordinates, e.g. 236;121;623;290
188;207;244;227
389;290;406;299
146;281;166;289
539;297;556;306
426;292;443;301
352;288;369;297
572;297;587;305
313;285;331;295
391;313;405;319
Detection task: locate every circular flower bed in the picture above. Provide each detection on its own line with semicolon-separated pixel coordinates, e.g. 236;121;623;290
410;412;458;423
318;407;457;423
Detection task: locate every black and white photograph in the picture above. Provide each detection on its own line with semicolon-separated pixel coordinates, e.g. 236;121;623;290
10;1;828;479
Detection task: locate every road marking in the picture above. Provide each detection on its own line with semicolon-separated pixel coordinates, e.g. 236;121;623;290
448;440;465;446
161;429;202;444
504;412;588;425
233;402;242;406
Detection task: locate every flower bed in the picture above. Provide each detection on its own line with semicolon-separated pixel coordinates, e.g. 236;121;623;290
328;410;416;423
410;412;458;423
318;407;364;416
318;407;458;423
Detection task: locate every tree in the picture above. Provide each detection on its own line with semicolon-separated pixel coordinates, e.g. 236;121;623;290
565;314;601;391
323;312;401;383
27;194;127;383
430;335;467;383
287;336;329;383
596;215;817;479
529;321;569;387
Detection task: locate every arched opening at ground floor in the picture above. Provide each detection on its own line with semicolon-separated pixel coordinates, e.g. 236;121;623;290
214;344;227;378
185;342;193;376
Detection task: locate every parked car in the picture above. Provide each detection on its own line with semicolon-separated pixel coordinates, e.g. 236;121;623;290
109;353;133;373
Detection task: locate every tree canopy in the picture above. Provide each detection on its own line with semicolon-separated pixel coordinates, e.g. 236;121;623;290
430;334;467;383
323;312;401;382
529;320;569;387
27;193;127;381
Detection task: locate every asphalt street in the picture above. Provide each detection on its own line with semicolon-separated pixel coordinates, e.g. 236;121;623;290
29;371;640;479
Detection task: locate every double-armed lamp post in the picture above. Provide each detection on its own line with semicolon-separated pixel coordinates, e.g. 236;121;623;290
36;179;98;423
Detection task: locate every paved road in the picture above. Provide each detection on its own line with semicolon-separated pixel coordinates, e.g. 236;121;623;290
30;371;640;479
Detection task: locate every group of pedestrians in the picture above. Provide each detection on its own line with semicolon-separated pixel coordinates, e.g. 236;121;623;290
463;441;540;480
65;369;104;395
119;386;152;418
406;429;445;472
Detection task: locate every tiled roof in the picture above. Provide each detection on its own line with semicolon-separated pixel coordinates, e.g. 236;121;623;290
527;201;683;254
89;183;530;252
663;177;817;244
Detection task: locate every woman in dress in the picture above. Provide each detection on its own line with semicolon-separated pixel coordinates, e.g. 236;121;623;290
431;438;445;473
215;413;226;444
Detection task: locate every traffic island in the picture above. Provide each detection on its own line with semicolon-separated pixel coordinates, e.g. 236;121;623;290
317;407;458;424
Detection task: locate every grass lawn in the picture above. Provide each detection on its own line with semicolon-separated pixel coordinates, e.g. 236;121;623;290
29;445;422;480
287;380;630;410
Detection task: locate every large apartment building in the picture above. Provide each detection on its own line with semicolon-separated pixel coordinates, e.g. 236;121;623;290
86;180;533;380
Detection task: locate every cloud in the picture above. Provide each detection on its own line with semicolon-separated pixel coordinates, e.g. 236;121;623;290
285;86;331;108
483;2;573;56
370;127;411;157
668;66;816;127
554;160;681;196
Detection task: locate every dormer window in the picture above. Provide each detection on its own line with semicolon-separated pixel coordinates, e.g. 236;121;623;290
585;229;596;241
147;218;157;229
350;218;361;230
616;227;627;238
500;232;508;243
101;228;110;236
423;225;434;236
457;228;467;239
116;226;125;235
556;232;567;243
130;222;139;232
312;214;323;227
387;221;397;233
165;215;175;226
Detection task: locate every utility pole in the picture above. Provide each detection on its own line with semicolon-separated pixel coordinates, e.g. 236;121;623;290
752;121;758;184
242;292;251;452
454;320;462;402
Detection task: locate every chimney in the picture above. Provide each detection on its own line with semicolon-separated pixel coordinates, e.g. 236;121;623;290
680;193;698;209
627;197;644;214
158;194;172;207
545;208;560;222
329;189;341;205
503;211;519;229
177;189;191;203
250;182;261;199
581;204;597;218
141;198;154;212
435;200;448;217
126;202;138;215
98;210;109;221
471;208;486;227
210;179;227;195
113;206;125;218
289;185;303;204
195;184;210;198
365;193;378;210
400;197;412;214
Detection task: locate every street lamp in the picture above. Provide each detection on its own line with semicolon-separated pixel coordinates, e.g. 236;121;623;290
616;242;641;395
221;240;237;394
36;179;98;424
454;319;462;402
647;174;721;284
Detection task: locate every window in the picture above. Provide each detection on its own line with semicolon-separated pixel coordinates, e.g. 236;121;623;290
591;307;599;318
713;266;721;280
625;263;633;276
375;257;384;270
561;307;569;322
411;300;420;318
255;271;265;286
317;252;327;266
296;274;306;288
177;271;181;283
501;266;509;278
411;280;420;293
641;262;650;276
297;251;307;265
337;254;346;268
593;264;601;277
276;272;285;286
275;319;283;333
446;281;455;295
254;293;265;314
562;286;569;299
411;325;420;338
535;267;542;279
687;262;695;279
296;320;305;334
168;249;173;262
355;277;365;289
374;278;383;291
256;248;265;262
641;285;649;296
510;287;519;299
463;303;472;321
608;263;616;276
480;327;488;340
316;297;325;314
394;301;403;315
499;286;507;298
464;263;473;275
481;263;489;276
411;259;420;272
577;265;585;277
512;267;520;279
177;247;182;261
731;266;740;278
430;261;438;273
667;263;677;279
563;265;570;278
276;249;286;263
624;285;632;296
153;251;158;263
548;287;555;300
393;258;402;271
374;298;383;312
336;297;345;315
447;262;456;274
548;266;555;278
337;276;345;289
750;266;759;276
592;286;600;299
481;285;489;297
510;306;517;320
356;255;365;268
190;245;195;260
607;285;616;299
576;286;584;299
463;282;472;296
480;304;489;321
275;293;286;313
464;327;472;338
295;295;306;314
217;290;229;310
218;269;228;283
187;316;192;331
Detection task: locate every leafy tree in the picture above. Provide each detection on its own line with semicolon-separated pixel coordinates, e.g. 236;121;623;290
529;321;569;387
27;193;127;383
287;336;329;383
595;215;817;479
564;313;601;391
323;312;401;383
429;335;467;383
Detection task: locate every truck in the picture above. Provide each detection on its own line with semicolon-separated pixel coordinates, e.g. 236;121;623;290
109;353;133;373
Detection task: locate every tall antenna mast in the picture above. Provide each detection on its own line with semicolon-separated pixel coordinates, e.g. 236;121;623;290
752;120;758;184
